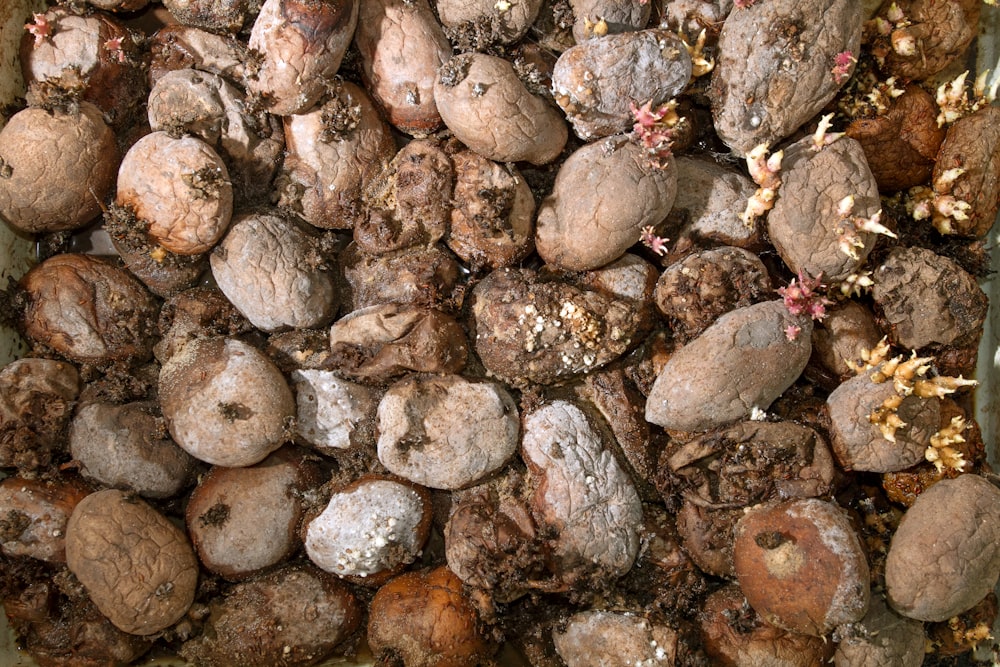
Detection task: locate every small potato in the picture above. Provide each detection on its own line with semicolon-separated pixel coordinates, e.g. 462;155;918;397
569;0;651;42
66;489;199;635
885;474;1000;622
0;358;80;472
162;0;256;33
354;0;452;134
645;300;813;432
148;24;249;86
159;336;296;467
19;254;159;365
435;52;568;165
117;131;233;256
876;0;979;81
552;29;692;140
733;498;870;636
376;374;519;489
280;82;397;230
210;212;338;332
811;300;882;379
709;0;862;153
340;243;461;311
247;0;359;115
186;447;322;579
553;611;682;666
291;369;379;454
0;476;89;562
0;103;117;234
179;564;361;666
70;401;197;499
305;476;432;581
534;136;677;272
833;597;925;667
368;566;495;667
154;286;253;364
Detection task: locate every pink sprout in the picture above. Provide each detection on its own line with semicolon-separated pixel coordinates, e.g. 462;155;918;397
104;36;126;63
639;226;669;256
734;0;758;8
630;100;677;166
777;270;833;321
784;324;803;341
831;51;856;84
25;13;51;46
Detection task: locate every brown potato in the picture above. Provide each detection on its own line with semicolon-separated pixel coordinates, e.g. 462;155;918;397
162;0;255;34
811;300;882;379
247;0;358;115
65;489;198;635
0;358;80;473
0;103;117;234
354;0;452;135
0;476;89;563
833;596;925;667
569;0;651;42
534;136;677;272
435;52;568;165
340;243;461;311
148;24;250;86
159;336;296;467
438;0;543;47
553;610;683;666
877;0;979;81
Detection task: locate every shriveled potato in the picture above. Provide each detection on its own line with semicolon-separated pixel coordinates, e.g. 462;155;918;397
186;447;322;579
162;0;256;34
568;0;651;42
435;53;568;165
766;135;881;282
833;597;925;667
148;24;250;86
733;498;870;636
291;369;379;454
446;147;535;270
210;212;338;332
645;300;812;432
0;358;80;473
469;267;643;386
18;254;159;365
876;0;979;81
305;476;432;581
553;611;683;666
159;336;295;467
885;474;1000;622
66;489;198;635
354;0;452;135
437;0;543;47
0;476;89;563
179;564;361;666
328;303;468;383
340;243;460;311
116;131;233;256
811;300;882;379
872;246;988;349
0;103;117;234
377;374;519;489
70;401;196;499
247;0;358;115
534;136;677;272
709;0;862;153
154;286;253;364
280;82;396;230
552;29;692;140
522;400;643;583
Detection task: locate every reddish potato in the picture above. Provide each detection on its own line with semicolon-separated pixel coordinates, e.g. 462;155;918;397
354;0;452;135
148;24;250;86
66;489;199;635
534;136;677;272
247;0;358;115
0;103;117;234
435;53;568;165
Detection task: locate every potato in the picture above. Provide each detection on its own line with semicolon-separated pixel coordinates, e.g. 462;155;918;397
210;212;338;332
70;401;197;499
534;136;677;272
291;369;379;454
0;103;117;234
645;300;813;432
885;474;1000;622
876;0;979;81
186;447;322;579
0;358;80;473
435;53;568;165
153;286;253;364
709;0;862;153
159;336;295;467
179;564;361;666
437;0;543;47
148;24;250;86
247;0;358;115
376;374;519;489
65;489;198;635
340;243;461;311
811;300;882;379
766;135;881;282
0;476;89;563
162;0;256;34
568;0;651;43
354;0;452;135
552;29;692;140
116;131;233;256
18;254;159;365
280;82;396;230
833;597;925;667
553;611;683;666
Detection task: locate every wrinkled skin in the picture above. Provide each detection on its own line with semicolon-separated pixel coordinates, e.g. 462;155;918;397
148;25;249;86
878;0;979;81
833;597;925;667
435;52;568;165
709;0;862;153
0;476;89;563
340;243;460;313
162;0;257;34
437;0;543;45
553;611;681;666
569;0;651;42
0;359;80;473
65;489;199;636
931;106;1000;237
535;136;677;272
885;474;1000;622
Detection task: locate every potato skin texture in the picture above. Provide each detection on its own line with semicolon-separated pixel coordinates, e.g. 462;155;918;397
535;137;677;272
0;104;117;234
931;105;1000;237
709;0;862;153
885;474;1000;622
434;53;568;165
65;489;198;636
